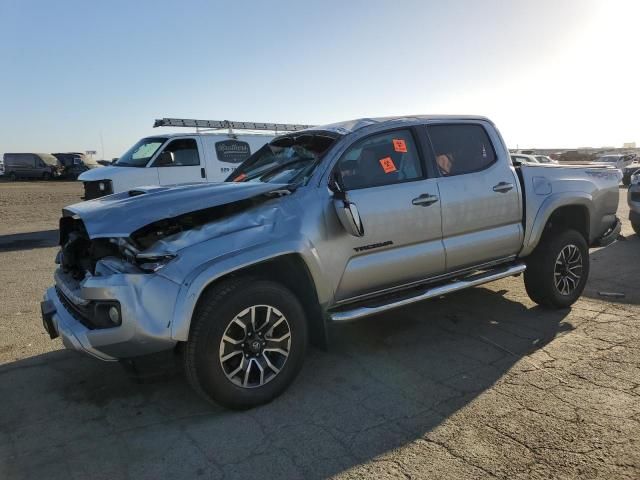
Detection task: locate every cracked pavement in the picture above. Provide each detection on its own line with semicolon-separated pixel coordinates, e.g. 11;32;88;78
0;182;638;479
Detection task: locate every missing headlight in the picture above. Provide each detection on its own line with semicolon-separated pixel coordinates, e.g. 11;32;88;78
135;254;177;273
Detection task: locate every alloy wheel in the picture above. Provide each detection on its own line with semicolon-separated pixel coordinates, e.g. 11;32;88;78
554;244;583;295
218;305;292;388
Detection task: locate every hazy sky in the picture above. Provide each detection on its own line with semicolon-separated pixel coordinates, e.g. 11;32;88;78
0;0;638;158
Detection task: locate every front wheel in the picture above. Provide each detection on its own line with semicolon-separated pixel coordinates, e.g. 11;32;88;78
183;278;308;409
524;229;589;309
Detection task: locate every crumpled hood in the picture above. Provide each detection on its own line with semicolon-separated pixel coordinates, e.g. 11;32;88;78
64;182;289;238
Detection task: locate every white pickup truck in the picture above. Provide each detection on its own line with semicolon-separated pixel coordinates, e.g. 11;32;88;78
78;119;312;200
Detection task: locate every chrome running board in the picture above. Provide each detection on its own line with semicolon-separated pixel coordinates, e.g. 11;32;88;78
329;263;526;323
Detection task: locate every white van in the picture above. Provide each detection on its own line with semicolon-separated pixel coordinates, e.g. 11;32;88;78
78;118;312;200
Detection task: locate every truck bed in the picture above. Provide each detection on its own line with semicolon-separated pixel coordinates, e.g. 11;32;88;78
516;163;621;255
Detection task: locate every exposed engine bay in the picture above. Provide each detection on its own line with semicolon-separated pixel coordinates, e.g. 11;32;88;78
58;196;267;279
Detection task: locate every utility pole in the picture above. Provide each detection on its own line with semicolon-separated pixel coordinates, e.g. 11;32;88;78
100;131;105;161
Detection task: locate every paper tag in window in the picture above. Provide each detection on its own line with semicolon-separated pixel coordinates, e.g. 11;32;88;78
233;173;247;182
379;157;397;174
392;139;407;153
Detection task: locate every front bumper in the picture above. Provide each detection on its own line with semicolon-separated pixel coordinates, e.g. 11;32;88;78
42;287;118;361
42;269;180;361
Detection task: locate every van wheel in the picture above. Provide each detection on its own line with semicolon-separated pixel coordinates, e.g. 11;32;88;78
183;278;308;409
632;221;640;237
42;172;51;180
9;172;17;181
524;229;589;309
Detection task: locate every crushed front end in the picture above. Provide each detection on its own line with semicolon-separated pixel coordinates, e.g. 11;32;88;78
41;181;291;361
41;214;180;361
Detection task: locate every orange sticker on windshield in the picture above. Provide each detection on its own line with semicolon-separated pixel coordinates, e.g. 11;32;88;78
233;173;247;182
379;157;397;174
392;139;407;153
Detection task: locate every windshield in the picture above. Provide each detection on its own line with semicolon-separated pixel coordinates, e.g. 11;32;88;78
40;154;59;166
228;133;336;184
115;137;167;167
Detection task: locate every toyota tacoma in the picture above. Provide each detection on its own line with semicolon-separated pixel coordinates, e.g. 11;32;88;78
41;116;621;408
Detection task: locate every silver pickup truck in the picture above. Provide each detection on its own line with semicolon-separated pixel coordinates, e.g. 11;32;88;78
41;115;621;408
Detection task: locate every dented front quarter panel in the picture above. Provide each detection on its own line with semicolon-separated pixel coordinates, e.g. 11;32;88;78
150;193;333;342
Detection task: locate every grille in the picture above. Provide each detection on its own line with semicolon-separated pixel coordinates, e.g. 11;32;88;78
55;287;95;330
83;180;113;200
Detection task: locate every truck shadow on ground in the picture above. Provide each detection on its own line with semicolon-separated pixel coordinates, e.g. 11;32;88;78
0;287;570;479
0;230;58;252
583;232;640;305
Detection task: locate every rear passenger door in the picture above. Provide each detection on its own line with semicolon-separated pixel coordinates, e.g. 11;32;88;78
154;137;206;186
333;128;445;301
424;122;523;272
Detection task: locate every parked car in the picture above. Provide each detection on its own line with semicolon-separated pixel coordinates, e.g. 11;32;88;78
511;154;540;164
53;152;100;179
622;160;640;186
594;153;636;170
629;171;640;235
3;153;61;180
42;115;621;408
77;118;311;200
535;155;559;164
0;157;4;177
558;150;596;164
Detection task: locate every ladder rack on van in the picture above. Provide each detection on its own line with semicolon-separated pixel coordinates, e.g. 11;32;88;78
153;118;314;135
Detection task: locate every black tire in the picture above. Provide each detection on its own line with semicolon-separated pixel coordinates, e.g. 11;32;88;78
42;172;51;181
524;229;589;309
632;221;640;237
183;278;308;409
8;172;17;181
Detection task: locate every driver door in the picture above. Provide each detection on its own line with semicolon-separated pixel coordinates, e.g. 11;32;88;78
155;137;206;186
333;128;445;302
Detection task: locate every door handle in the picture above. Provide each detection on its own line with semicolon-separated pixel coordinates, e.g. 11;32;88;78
200;167;206;179
493;182;514;193
412;193;439;206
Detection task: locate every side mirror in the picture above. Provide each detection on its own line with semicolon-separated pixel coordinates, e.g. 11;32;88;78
330;171;364;237
155;151;174;166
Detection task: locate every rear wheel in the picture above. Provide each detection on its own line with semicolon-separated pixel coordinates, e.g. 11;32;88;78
8;172;17;181
632;220;640;237
183;278;308;409
524;229;589;308
42;172;51;180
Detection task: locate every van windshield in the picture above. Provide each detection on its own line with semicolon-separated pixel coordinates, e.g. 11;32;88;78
115;137;167;167
228;133;336;184
40;154;59;166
